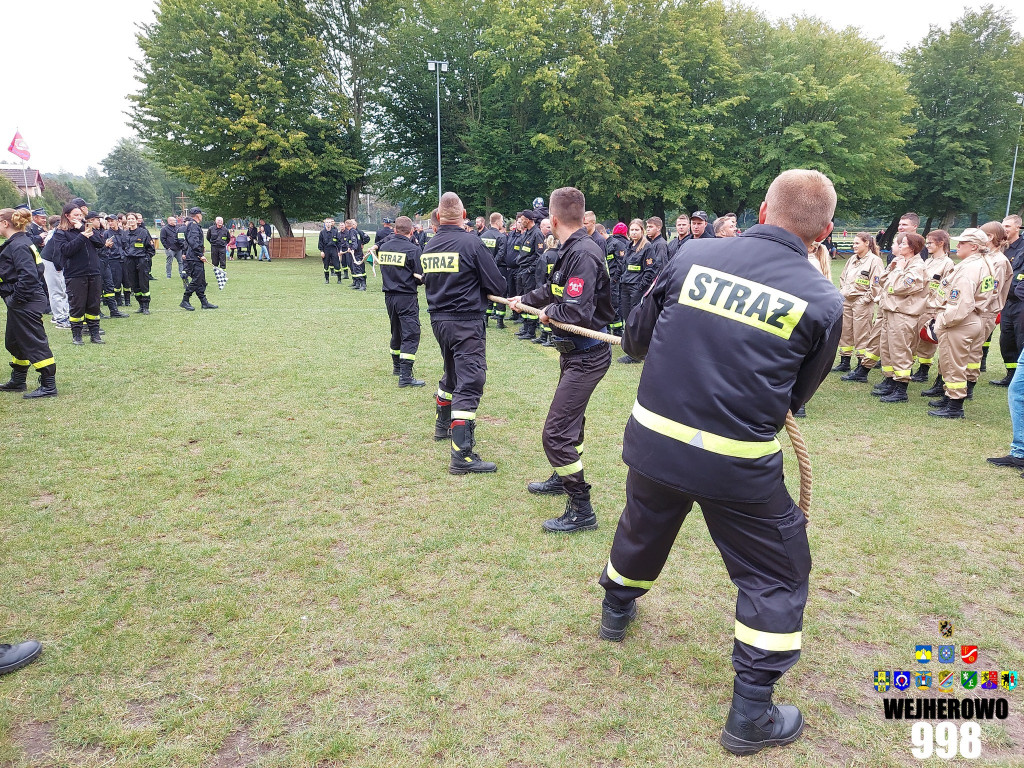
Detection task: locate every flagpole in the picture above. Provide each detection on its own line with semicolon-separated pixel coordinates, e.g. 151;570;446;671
21;164;31;208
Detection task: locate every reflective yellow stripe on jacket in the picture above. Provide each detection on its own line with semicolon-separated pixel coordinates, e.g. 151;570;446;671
631;401;781;459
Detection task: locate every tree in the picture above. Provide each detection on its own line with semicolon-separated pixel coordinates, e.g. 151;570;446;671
132;0;364;236
96;138;164;218
901;6;1024;230
0;175;21;208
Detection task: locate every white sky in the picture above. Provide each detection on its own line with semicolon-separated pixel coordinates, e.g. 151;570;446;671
2;1;1021;176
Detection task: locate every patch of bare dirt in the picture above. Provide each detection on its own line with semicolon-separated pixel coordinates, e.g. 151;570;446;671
30;492;56;508
210;729;274;768
11;721;55;760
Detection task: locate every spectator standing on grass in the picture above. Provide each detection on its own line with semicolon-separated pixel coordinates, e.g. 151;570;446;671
40;215;71;329
207;216;229;270
872;232;928;403
992;215;1024;387
54;205;107;345
246;222;258;259
838;233;885;383
616;219;649;364
180;207;218;311
161;216;184;280
987;269;1024;470
909;230;955;385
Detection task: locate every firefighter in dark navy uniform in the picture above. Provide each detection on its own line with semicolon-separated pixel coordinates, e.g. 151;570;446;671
422;192;506;474
514;211;545;339
180;208;217;310
377;216;425;386
479;213;508;327
597;170;842;756
510;188;614;532
318;218;344;283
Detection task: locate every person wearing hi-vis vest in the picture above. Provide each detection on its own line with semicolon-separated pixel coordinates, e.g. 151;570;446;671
597;170;842;756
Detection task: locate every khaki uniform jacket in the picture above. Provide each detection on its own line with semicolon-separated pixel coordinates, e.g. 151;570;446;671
879;254;928;315
982;252;1013;314
923;254;956;311
935;254;994;331
839;252;883;303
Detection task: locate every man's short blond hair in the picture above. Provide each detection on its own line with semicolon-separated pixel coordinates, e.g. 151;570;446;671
438;192;464;224
1004;214;1022;228
763;169;837;244
395;216;413;234
489;212;503;227
550;187;585;226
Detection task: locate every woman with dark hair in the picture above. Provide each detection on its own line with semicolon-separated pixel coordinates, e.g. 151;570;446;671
0;207;57;397
974;221;1014;379
51;202;106;345
873;231;928;403
123;212;155;314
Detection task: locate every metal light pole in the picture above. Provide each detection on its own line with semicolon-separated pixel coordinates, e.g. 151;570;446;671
427;60;449;202
1006;95;1024;218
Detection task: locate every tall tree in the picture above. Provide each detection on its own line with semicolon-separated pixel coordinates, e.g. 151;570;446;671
96;138;165;218
901;6;1024;229
132;0;364;236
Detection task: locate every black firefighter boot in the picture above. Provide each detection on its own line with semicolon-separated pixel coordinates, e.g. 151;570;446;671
991;368;1015;387
720;679;804;756
879;380;909;403
910;363;930;382
0;363;29;392
980;345;989;372
532;330;550;345
24;363;57;399
140;297;151;316
392;354;401;376
123;290;132;308
398;360;425;388
842;363;870;382
929;397;965;419
115;292;123;307
87;319;105;344
527;471;566;496
434;397;452;441
542;487;598;533
325;270;330;284
180;293;195;311
71;323;85;345
831;355;851;372
966;380;976;400
106;296;128;318
871;377;895;396
495;314;505;330
599;596;638;642
198;293;218;309
448;420;497;474
921;374;945;396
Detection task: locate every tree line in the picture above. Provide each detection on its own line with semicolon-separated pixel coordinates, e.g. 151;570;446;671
130;0;1024;240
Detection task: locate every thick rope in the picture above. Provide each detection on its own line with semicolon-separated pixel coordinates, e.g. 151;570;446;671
488;295;620;343
489;293;813;517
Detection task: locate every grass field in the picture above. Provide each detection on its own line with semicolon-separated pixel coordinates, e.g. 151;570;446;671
1;255;1022;768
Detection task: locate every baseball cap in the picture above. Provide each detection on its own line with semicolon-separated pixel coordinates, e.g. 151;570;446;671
691;210;709;222
188;207;203;216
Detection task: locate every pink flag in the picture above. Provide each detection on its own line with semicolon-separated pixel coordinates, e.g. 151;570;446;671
8;131;30;161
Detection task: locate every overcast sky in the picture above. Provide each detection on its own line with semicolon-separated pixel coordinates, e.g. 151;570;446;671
2;1;1021;176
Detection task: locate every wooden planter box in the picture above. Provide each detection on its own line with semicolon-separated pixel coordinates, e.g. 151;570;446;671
268;237;306;259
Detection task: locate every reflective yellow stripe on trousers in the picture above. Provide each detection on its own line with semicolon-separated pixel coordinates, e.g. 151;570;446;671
631;401;781;459
606;559;654;590
735;619;801;652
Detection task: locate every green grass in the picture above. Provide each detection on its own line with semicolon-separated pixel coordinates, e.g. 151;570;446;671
1;256;1022;767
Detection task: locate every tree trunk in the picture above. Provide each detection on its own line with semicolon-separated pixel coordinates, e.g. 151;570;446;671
938;208;956;231
269;205;291;238
923;215;933;236
346;183;361;221
653;198;666;226
970;212;978;227
485;195;493;217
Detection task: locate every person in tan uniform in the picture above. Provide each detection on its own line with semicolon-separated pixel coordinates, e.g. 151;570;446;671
873;232;928;402
927;229;996;419
967;222;1014;391
911;230;956;384
838;233;884;382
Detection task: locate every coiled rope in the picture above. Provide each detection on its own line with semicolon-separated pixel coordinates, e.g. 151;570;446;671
488;294;812;518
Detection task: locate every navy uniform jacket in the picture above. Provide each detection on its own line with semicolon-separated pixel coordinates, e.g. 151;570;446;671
377;234;423;294
421;224;506;319
318;227;343;255
501;231;520;269
0;232;47;305
184;220;206;261
622;224;842;503
26;222;45;250
521;227;614;337
374;226;394;249
515;226;544;271
479;226;507;265
53;228;102;278
207;225;230;249
605;234;628;284
668;234;691;259
124;227;155;259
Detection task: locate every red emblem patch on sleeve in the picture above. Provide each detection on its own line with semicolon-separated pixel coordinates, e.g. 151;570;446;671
565;277;585;297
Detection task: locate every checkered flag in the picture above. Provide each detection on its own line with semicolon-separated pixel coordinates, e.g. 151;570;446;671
212;266;228;290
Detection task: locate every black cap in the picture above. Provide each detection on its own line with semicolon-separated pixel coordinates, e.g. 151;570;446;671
691;210;709;221
517;210;536;221
105;214;117;220
70;197;88;208
383;217;394;224
188;207;203;216
84;210;101;220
